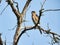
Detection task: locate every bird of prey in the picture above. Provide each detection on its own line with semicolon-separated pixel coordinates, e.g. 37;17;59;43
31;11;42;34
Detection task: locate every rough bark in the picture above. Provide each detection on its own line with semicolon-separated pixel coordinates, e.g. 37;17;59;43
6;0;32;45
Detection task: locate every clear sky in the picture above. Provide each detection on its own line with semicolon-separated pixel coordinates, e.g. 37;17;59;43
0;0;60;45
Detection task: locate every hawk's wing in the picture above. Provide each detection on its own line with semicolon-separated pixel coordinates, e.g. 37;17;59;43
32;14;39;24
32;14;42;34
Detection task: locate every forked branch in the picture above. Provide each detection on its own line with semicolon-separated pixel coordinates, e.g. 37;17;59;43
6;0;32;45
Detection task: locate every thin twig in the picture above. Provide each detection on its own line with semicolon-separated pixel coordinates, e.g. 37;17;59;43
8;25;17;30
0;4;8;15
41;0;46;9
43;9;60;12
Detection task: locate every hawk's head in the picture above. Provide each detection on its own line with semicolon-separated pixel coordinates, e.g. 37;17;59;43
31;11;36;15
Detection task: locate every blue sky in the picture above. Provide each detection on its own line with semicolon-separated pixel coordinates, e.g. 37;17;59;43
0;0;60;45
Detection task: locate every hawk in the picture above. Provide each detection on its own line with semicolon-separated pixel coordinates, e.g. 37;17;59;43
31;11;42;34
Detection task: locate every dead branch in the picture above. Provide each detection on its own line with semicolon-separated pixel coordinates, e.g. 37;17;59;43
6;0;20;18
41;0;46;9
22;0;32;16
43;9;60;12
18;26;35;39
19;25;60;37
19;25;60;45
40;27;60;37
0;4;8;15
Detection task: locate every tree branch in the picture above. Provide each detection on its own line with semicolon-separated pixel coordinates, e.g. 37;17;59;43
22;0;32;16
17;26;35;43
43;9;60;12
6;0;20;18
19;25;60;44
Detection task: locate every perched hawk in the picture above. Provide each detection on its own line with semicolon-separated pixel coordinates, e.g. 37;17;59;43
31;11;42;34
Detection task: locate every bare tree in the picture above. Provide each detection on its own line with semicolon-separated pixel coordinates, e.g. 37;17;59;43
0;0;60;45
6;0;32;45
